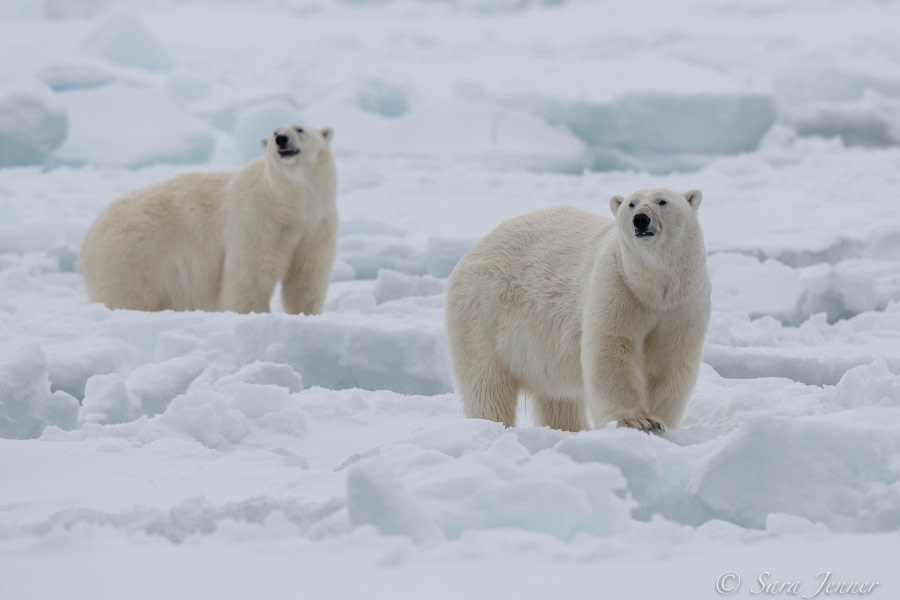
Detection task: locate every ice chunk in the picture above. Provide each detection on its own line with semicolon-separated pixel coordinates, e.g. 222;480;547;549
82;11;173;72
765;513;819;536
411;432;632;539
373;269;444;303
833;359;900;410
456;53;778;171
40;63;115;92
0;88;67;167
162;391;251;448
54;84;214;167
554;92;776;154
80;373;139;425
0;344;79;439
426;237;473;278
233;313;452;396
126;356;208;417
216;361;304;394
792;260;900;325
338;235;428;280
346;457;444;545
43;337;136;401
357;78;410;119
694;416;900;529
788;92;900;148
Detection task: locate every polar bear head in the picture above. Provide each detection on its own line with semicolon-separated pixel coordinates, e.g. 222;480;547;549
609;188;702;254
260;124;334;173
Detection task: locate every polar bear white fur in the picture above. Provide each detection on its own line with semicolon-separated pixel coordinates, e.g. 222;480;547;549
80;124;337;314
445;188;710;433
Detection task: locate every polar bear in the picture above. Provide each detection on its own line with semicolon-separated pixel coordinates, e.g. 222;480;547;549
445;189;710;433
80;125;337;314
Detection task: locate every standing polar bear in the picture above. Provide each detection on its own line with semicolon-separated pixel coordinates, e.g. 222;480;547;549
80;125;337;314
445;188;710;433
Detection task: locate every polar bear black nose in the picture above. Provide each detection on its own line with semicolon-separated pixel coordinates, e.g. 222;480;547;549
633;213;651;231
275;134;290;149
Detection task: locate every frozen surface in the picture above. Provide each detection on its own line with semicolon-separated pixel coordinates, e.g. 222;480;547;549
2;1;900;598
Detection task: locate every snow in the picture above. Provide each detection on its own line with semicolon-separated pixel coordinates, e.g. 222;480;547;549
2;0;900;598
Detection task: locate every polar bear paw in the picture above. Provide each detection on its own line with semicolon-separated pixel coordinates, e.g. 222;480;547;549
616;411;667;434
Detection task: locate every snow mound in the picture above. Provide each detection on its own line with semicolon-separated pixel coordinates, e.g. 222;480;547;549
0;88;67;167
83;11;173;72
0;344;79;439
54;85;215;167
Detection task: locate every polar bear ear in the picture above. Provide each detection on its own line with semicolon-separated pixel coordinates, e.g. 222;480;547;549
609;195;625;216
684;189;702;209
260;137;269;151
321;127;334;144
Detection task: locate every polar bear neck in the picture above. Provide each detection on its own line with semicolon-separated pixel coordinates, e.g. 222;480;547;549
258;154;336;224
616;226;708;310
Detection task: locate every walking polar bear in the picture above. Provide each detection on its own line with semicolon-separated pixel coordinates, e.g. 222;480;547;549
80;124;337;314
445;188;711;433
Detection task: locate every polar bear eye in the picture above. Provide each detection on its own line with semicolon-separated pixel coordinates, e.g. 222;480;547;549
628;202;635;208
657;199;667;206
295;127;304;134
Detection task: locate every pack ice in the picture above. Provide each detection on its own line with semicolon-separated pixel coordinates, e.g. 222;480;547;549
1;1;900;598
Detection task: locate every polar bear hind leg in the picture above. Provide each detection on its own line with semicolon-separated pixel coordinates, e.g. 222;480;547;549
532;396;589;432
455;357;519;427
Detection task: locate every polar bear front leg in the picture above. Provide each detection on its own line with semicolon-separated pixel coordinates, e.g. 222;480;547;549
220;253;277;313
281;229;336;316
582;330;663;433
644;306;709;430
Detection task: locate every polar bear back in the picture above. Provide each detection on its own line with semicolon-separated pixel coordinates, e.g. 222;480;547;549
80;171;233;311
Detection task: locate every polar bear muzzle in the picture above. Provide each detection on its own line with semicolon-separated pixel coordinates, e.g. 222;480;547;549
633;212;657;237
275;132;300;158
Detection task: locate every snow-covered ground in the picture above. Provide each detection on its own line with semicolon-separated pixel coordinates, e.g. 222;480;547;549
2;0;900;598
